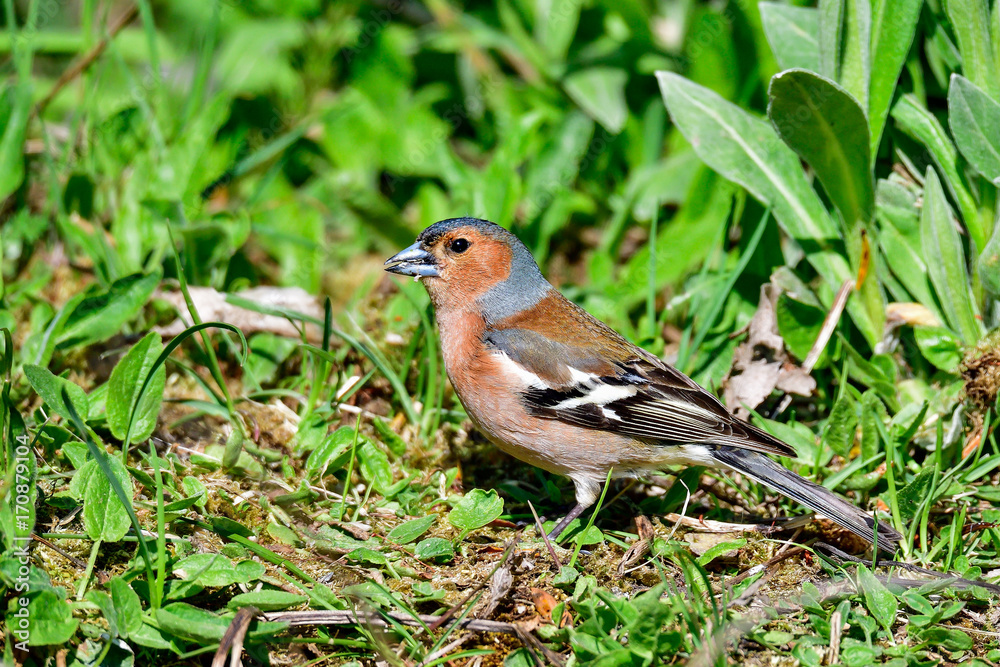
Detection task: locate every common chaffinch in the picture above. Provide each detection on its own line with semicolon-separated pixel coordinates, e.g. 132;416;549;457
385;217;901;552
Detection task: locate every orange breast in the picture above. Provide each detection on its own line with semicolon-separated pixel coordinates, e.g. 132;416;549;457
437;312;651;480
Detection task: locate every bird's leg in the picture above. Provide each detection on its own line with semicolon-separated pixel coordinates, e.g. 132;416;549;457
546;502;588;541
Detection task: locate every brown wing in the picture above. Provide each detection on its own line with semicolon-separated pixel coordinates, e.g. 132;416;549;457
485;327;795;458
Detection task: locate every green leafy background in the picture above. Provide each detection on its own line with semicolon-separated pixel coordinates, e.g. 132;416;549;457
1;0;1000;665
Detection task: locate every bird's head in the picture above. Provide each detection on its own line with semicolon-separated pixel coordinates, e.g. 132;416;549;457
385;217;552;320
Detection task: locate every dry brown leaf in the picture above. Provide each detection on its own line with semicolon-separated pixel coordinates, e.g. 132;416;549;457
634;515;654;540
682;531;744;559
481;562;513;618
529;588;558;619
618;539;651;575
886;302;941;328
154;286;323;342
723;284;815;418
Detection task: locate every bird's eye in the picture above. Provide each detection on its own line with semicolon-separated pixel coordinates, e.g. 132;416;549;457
449;238;470;253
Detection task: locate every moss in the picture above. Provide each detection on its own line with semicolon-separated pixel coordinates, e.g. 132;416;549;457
963;338;1000;413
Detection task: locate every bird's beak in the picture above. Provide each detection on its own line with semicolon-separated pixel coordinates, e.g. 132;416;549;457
384;242;440;277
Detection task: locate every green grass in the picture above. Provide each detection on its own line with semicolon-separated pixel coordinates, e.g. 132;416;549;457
1;0;1000;665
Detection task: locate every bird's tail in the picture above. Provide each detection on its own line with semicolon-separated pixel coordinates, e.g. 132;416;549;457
710;446;901;553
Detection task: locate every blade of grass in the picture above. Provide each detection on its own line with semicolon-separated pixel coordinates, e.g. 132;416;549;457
340;416;361;521
396;283;439;440
122;321;247;461
75;539;102;600
134;0;160;90
306;336;419;428
873;412;905;558
166;223;238;417
647;202;659;342
569;468;613;567
150;440;167;602
179;0;219;130
224;293;421;427
180;517;315;583
303;298;334;421
62;389;159;608
677;208;770;372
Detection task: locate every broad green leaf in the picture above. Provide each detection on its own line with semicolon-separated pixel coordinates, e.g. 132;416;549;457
129;621;176;651
504;648;537;667
69;459;99;500
563;68;628;134
901;590;935;615
85;590;119;639
536;0;580;62
818;0;844;81
23;365;88;423
944;0;998;100
823;396;858;457
57;271;161;349
387;515;436;544
410;581;446;602
348;548;390;569
913;326;963;372
173;553;244;588
161;494;205;513
228;590;307;611
236;560;265;582
210;516;255;538
914;626;974;651
573;525;604;546
776;294;826;362
553;565;580;586
695;538;746;566
357;439;393;494
14;590;78;646
857;564;897;633
155;603;228;643
948;75;1000;184
267;522;302;546
868;0;921;155
0;83;31;200
63;442;89;471
414;537;454;561
222;426;245;471
373;417;407;456
920;168;981;343
107;331;166;445
978;219;1000;296
874;178;943;309
839;0;871;108
448;488;504;532
768;69;873;225
304;426;355;478
685;6;739;100
109;577;143;639
82;453;133;542
892;95;984;251
895;466;936;522
759;3;820;72
936;600;965;620
181;476;208;508
860;390;887;460
656;71;881;344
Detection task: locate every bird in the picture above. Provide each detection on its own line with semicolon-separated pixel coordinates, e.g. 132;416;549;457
385;217;901;553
